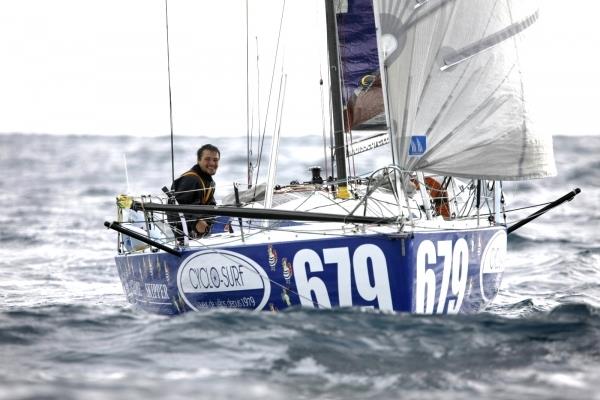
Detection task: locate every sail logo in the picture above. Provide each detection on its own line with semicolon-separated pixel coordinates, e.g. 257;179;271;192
409;135;427;155
177;250;271;311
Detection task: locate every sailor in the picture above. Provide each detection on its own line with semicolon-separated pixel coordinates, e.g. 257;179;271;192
170;144;220;238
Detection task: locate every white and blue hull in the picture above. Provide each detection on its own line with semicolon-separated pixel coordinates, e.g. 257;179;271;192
115;225;506;315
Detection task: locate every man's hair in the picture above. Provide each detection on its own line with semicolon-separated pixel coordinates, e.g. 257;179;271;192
197;144;220;160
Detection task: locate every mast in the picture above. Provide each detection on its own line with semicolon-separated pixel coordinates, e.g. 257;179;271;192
324;0;349;197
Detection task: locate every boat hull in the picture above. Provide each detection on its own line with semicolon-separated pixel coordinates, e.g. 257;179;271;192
115;226;506;314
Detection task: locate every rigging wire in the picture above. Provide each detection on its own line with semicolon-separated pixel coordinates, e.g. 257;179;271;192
246;0;251;188
124;184;560;262
314;1;329;180
253;0;287;199
164;0;175;184
255;35;260;174
123;153;131;194
264;68;288;210
274;74;288;145
246;35;260;190
319;78;330;180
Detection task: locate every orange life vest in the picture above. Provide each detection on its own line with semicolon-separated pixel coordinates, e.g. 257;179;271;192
412;176;451;219
425;177;451;219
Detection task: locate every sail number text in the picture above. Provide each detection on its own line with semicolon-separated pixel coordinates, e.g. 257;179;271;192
291;239;470;313
416;238;469;314
293;244;393;310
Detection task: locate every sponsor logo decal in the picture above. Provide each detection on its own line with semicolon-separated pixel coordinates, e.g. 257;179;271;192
177;250;271;311
479;230;507;301
347;133;390;156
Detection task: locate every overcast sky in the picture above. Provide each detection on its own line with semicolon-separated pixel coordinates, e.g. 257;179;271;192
0;0;598;137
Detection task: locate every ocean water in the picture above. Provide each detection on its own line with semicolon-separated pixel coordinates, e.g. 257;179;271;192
0;133;599;400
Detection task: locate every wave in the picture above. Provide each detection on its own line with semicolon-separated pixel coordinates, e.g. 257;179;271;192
1;304;599;400
3;303;599;344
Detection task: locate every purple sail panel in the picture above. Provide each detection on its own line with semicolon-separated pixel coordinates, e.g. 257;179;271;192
336;0;385;129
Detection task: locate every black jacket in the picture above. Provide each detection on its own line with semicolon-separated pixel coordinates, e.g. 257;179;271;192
169;164;216;238
172;164;216;206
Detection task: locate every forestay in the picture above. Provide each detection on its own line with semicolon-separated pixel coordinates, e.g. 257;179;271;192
373;0;556;180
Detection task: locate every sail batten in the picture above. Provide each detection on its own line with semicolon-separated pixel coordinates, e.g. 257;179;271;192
441;10;539;71
374;0;556;180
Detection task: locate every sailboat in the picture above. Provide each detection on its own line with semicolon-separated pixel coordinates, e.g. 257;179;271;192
105;0;578;315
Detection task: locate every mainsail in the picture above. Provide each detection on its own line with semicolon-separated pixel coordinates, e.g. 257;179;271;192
373;0;556;180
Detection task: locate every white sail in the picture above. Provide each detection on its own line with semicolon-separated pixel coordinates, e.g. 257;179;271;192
373;0;556;180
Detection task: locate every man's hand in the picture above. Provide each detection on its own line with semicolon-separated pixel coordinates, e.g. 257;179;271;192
195;220;209;234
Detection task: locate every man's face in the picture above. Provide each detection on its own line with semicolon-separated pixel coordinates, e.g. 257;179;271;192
198;150;220;176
